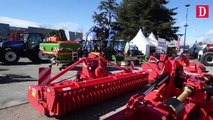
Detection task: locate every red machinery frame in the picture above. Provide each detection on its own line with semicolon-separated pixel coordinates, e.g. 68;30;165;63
27;54;148;116
105;55;213;120
142;54;206;82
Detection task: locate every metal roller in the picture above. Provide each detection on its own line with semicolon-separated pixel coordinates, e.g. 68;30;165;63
164;86;194;116
177;86;194;102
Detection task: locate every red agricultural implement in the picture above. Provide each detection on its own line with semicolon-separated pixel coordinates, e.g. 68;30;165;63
142;54;206;82
105;55;213;120
27;54;148;116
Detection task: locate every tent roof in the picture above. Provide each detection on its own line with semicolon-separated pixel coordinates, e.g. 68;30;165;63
148;32;157;41
148;32;158;47
130;29;155;47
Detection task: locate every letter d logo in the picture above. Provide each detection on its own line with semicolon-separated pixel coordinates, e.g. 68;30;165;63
196;5;209;18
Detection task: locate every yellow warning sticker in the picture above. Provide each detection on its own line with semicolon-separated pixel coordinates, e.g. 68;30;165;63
32;88;36;97
32;92;36;97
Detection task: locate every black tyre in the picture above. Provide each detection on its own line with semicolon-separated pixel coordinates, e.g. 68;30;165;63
28;50;49;63
0;56;3;63
198;55;201;61
1;49;20;64
200;52;213;66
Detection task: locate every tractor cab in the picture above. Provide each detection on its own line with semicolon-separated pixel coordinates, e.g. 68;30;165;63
129;45;140;55
113;39;127;55
22;33;44;50
22;33;49;62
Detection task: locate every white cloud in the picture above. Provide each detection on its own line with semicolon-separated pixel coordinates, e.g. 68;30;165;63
197;37;205;42
0;16;86;35
189;29;213;45
197;37;213;44
206;29;213;36
53;22;80;31
0;16;39;28
40;22;86;33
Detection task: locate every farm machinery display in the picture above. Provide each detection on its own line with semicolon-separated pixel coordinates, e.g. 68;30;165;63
40;26;115;68
105;53;213;120
111;40;147;65
27;53;148;116
0;33;49;64
39;30;81;67
84;25;146;65
82;25;123;60
142;53;206;82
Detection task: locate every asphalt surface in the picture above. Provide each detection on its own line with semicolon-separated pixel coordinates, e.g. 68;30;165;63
0;59;66;109
0;58;212;120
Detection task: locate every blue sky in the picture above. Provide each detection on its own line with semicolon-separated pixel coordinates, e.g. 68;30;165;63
168;0;213;45
0;0;212;44
0;0;101;32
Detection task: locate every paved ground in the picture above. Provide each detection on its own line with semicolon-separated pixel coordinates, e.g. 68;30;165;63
0;88;144;120
0;59;67;109
0;58;212;120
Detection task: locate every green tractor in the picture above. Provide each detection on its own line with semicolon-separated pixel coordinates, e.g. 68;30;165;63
111;40;147;65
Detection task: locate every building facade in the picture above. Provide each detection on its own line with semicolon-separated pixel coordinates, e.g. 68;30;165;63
0;23;83;41
0;23;9;40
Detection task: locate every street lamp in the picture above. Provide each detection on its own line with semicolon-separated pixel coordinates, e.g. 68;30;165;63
183;4;190;52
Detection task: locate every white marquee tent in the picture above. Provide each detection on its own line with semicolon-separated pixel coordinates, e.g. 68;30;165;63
148;32;158;47
130;29;155;56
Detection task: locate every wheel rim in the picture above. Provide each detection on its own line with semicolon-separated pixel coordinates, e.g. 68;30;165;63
205;55;213;64
5;51;17;62
38;51;49;60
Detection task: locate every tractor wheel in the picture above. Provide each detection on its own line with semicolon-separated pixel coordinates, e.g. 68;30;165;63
200;52;213;66
198;55;201;61
38;50;49;61
1;49;20;64
28;50;49;63
0;56;3;63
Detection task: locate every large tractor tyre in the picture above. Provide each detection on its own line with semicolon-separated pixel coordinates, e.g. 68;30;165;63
1;49;20;64
200;52;213;66
0;56;3;63
28;50;49;63
198;55;201;61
